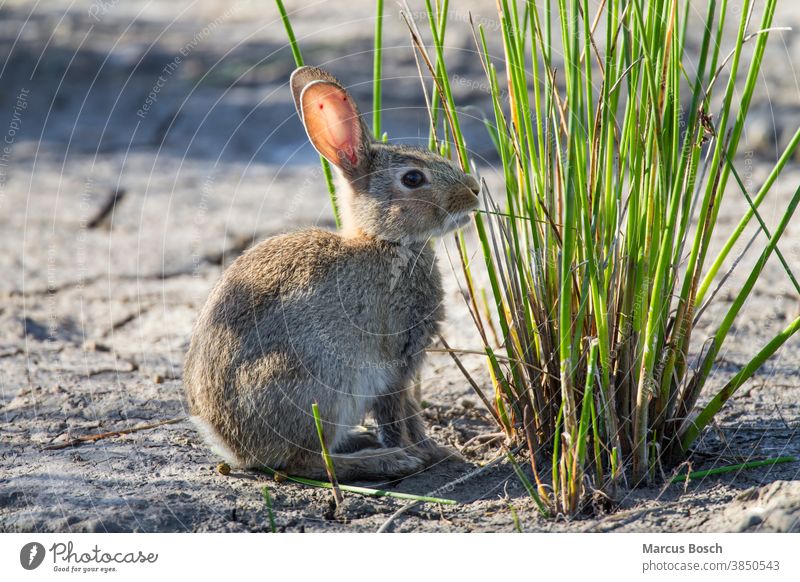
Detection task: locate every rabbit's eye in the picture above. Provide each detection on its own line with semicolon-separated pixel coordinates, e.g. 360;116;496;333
401;170;426;188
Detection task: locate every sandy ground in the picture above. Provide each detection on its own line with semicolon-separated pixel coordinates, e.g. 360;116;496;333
1;0;799;532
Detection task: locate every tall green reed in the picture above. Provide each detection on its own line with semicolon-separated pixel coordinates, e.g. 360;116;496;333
406;0;799;514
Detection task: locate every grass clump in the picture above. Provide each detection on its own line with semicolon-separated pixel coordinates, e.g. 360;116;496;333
428;0;799;514
278;0;800;516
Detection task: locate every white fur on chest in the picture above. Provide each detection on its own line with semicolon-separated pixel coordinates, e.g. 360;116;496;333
332;364;393;448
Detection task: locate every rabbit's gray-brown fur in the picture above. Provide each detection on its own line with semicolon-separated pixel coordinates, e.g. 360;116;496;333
184;66;479;481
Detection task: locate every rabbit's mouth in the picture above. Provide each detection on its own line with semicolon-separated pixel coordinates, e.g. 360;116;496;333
406;209;473;243
448;210;473;229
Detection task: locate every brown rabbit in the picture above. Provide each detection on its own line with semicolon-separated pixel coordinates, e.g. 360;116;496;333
184;65;479;481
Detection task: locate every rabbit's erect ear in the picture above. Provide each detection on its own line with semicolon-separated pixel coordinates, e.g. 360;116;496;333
298;79;371;172
290;66;341;113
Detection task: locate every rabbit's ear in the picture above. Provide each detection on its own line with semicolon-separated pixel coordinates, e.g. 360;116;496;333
298;80;371;173
290;66;341;113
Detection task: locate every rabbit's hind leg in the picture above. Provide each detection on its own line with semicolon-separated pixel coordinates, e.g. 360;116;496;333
283;447;424;481
402;394;463;464
332;427;381;454
374;387;461;465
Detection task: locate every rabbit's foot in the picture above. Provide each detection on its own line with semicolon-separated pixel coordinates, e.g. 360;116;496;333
412;440;464;465
288;447;424;481
332;427;381;454
332;447;424;480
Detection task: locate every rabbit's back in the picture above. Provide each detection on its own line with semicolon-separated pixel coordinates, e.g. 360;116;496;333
184;228;444;466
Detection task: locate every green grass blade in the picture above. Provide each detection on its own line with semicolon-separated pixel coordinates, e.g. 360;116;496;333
262;487;277;532
275;0;303;67
681;312;800;451
687;183;800;410
670;456;797;484
275;0;341;227
373;0;384;137
697;126;800;303
312;402;343;506
257;466;457;505
507;451;550;517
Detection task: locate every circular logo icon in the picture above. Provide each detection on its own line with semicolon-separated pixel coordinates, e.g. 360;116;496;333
20;542;46;570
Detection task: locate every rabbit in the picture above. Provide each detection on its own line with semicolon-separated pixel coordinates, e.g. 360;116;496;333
183;65;480;481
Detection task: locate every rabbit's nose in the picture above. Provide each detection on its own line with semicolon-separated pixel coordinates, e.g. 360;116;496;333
464;175;480;196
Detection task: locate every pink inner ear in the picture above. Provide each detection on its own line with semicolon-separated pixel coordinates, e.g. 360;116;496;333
301;83;361;167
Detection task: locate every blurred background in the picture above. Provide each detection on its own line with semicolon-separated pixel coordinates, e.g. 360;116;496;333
1;0;798;289
2;0;799;282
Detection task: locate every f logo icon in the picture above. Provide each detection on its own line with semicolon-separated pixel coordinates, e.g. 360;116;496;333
20;542;46;570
